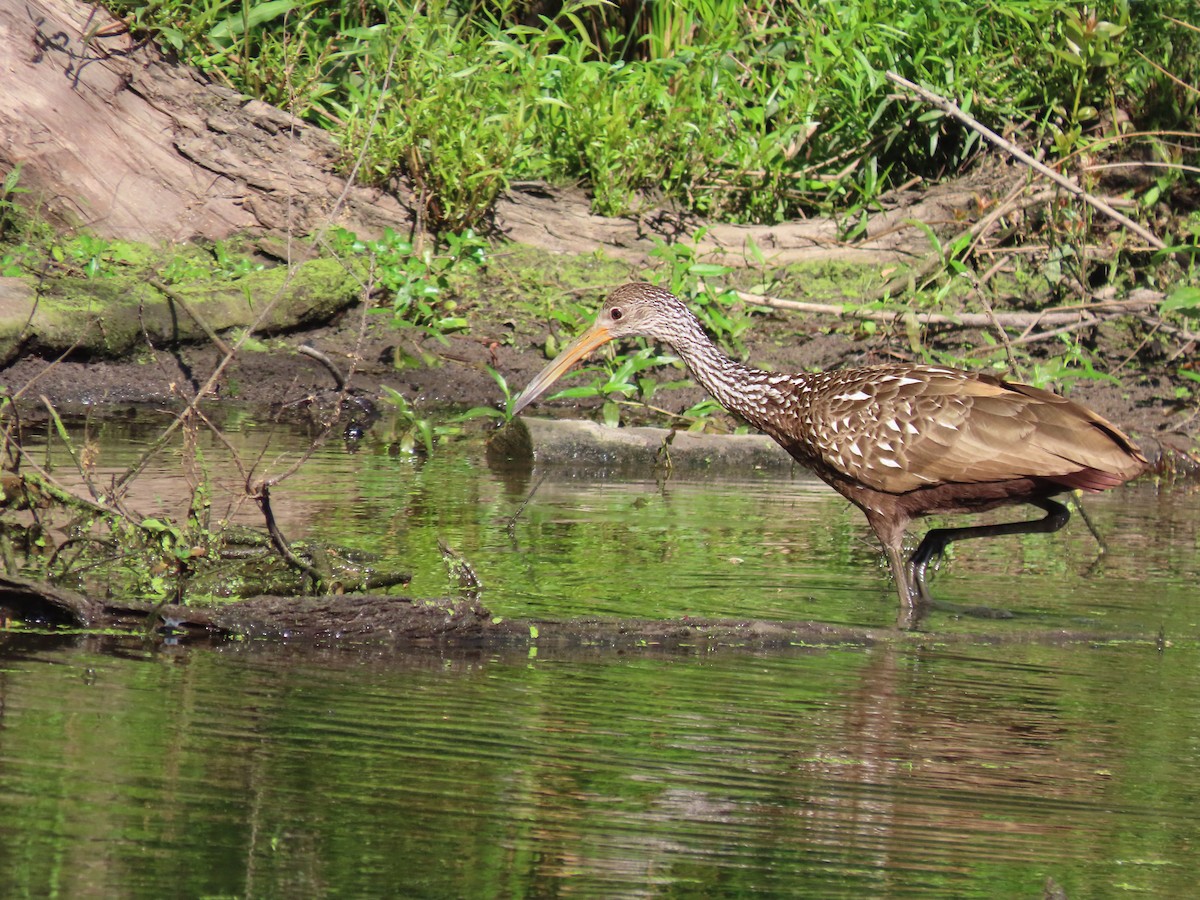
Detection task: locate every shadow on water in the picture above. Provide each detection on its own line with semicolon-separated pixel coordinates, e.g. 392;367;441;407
2;409;1197;896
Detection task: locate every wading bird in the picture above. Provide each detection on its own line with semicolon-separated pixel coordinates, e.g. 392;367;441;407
511;283;1147;624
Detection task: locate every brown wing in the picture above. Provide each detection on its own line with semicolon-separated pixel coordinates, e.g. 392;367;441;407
794;366;1145;494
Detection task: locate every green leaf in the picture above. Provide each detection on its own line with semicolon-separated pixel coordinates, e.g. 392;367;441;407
454;406;506;422
1162;287;1200;318
44;403;73;446
687;263;732;277
905;218;943;256
551;385;602;399
602;400;621;428
209;0;300;39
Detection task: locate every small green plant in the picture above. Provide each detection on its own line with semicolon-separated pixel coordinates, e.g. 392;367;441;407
378;386;467;454
1024;334;1120;391
1175;368;1200;401
536;346;680;427
42;234;141;279
329;226;485;342
0;245;31;277
60;234;111;278
0;164;29;239
1160;285;1200;322
1049;3;1129;158
211;240;266;278
457;366;516;423
677;397;734;432
130;516;198;602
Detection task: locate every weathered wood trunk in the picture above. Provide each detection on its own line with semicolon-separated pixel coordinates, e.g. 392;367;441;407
0;0;409;244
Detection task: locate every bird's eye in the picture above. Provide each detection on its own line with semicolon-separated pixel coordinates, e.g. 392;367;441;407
610;307;623;321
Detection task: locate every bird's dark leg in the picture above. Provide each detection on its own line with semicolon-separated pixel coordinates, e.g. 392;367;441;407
883;544;913;599
864;511;927;629
885;544;925;631
908;497;1071;604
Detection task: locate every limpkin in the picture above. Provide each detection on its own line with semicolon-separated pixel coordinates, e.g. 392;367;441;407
511;283;1147;620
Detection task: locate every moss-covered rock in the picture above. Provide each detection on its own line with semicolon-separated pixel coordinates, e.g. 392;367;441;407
0;253;359;359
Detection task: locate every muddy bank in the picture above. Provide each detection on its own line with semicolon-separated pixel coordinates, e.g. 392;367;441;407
2;289;1193;475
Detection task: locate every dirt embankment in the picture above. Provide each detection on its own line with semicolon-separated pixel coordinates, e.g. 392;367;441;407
3;277;1190;472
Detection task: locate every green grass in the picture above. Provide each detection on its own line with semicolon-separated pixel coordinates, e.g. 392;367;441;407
103;0;1197;233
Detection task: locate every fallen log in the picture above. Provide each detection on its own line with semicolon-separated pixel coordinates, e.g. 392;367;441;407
486;416;798;473
0;574;1169;655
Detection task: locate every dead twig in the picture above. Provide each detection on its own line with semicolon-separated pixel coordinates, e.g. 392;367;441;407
963;317;1101;356
255;484;323;587
885;71;1167;251
297;344;347;391
1133;47;1200;99
966;278;1019;370
145;278;233;356
734;290;1158;329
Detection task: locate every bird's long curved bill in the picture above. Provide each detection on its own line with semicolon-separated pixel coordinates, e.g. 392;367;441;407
511;322;613;416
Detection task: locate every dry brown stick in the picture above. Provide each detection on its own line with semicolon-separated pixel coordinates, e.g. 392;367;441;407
735;290;1154;328
297;344;347;390
1113;318;1163;375
967;277;1019;371
188;405;254;497
885;71;1167;251
255;484;322;585
974;254;1012;290
963;317;1100;356
146;278;233;356
976;243;1156;256
1133;313;1198;346
1134;47;1200;99
1087;160;1200;178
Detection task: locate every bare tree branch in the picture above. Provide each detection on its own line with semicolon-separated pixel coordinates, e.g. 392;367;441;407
885;71;1168;251
734;290;1159;328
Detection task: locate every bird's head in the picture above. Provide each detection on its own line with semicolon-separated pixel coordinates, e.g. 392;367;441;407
511;283;688;416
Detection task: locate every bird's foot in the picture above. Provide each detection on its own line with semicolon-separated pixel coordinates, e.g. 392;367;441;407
906;560;1014;620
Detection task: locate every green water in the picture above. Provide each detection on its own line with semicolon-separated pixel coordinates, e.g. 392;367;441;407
1;412;1196;897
